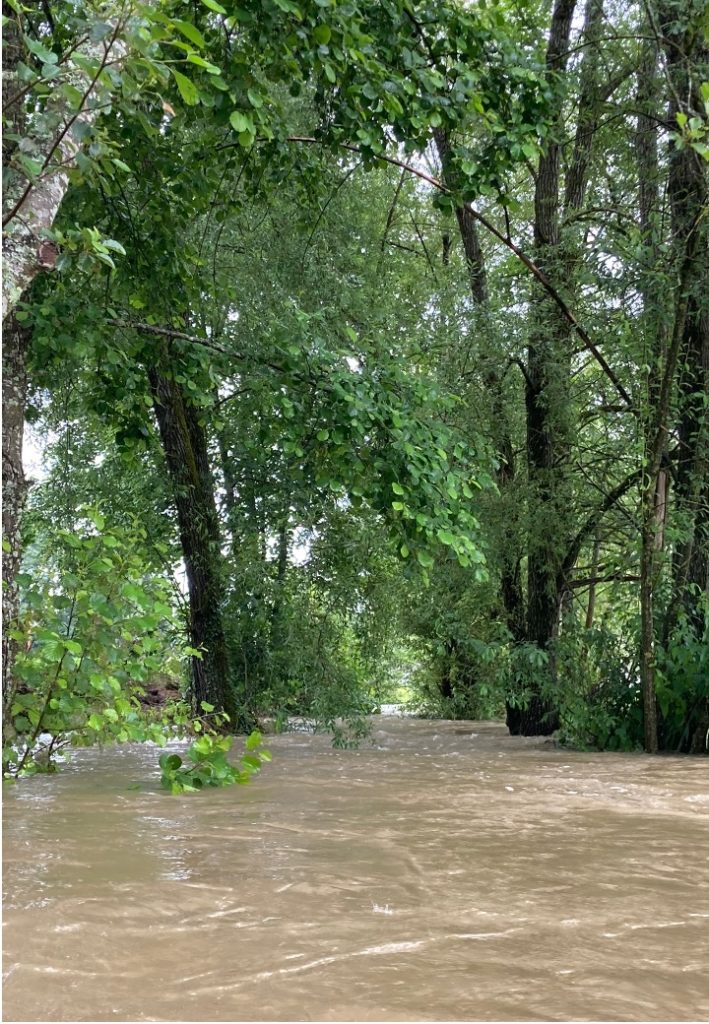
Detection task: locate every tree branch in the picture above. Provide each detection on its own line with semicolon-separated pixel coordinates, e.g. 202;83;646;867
286;135;634;408
559;468;643;587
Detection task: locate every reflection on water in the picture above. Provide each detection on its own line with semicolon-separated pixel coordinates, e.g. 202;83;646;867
3;718;709;1022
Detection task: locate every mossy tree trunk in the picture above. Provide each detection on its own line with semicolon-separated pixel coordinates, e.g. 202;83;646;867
2;316;31;721
148;366;238;724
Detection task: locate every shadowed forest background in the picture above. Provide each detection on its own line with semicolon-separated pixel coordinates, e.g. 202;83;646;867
2;0;707;784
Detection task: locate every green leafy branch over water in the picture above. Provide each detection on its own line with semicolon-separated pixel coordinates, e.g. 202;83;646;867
2;516;273;790
159;727;271;795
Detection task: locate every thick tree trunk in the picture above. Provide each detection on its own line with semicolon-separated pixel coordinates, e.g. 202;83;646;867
148;368;237;723
670;307;709;624
1;14;126;322
652;2;709;750
517;0;608;736
2;316;31;721
639;249;698;752
519;0;580;735
659;5;709;637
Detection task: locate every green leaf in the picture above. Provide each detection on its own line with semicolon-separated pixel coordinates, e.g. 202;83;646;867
200;0;227;11
229;110;253;133
200;701;215;712
417;550;434;569
172;69;200;106
313;24;331;45
24;36;57;64
102;239;126;255
245;730;262;750
186;54;222;74
392;482;404;495
173;20;207;49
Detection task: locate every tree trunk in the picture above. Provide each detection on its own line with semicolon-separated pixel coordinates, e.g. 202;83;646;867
658;2;709;641
633;2;708;752
585;531;601;629
1;11;126;322
2;316;31;722
640;495;659;753
148;367;237;723
520;0;580;735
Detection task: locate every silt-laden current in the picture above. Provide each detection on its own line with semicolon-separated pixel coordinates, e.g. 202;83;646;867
3;718;709;1021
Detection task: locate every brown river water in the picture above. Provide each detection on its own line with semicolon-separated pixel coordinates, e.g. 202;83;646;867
3;717;709;1022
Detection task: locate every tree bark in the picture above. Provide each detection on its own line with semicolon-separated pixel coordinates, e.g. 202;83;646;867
2;316;31;721
1;10;126;322
148;367;238;723
647;0;709;751
658;2;709;639
585;531;601;630
633;32;665;753
521;0;580;735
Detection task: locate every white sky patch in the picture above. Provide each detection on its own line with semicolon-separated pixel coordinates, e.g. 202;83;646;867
23;423;51;483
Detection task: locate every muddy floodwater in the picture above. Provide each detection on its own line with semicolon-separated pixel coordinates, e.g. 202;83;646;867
3;717;709;1022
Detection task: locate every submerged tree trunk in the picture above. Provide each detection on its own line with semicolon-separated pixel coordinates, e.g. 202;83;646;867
651;0;709;750
2;316;31;720
634;32;665;754
519;0;580;735
148;367;237;723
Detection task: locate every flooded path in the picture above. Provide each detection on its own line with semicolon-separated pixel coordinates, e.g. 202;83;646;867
3;718;709;1022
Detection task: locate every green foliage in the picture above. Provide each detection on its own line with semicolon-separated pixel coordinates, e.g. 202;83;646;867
158;728;271;794
3;512;189;777
656;597;709;752
3;0;215;228
5;0;706;772
223;512;399;734
550;627;643;752
672;82;709;160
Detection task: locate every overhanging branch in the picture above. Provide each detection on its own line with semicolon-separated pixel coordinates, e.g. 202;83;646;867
286;135;634;409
